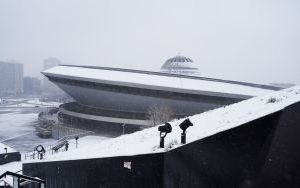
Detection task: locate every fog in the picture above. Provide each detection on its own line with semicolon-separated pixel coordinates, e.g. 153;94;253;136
0;0;299;84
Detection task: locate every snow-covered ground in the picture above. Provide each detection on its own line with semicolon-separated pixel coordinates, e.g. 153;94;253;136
19;86;300;163
0;98;110;178
0;162;22;186
0;98;61;108
0;136;109;184
0;143;16;153
0;98;63;153
0;96;104;187
0;111;58;153
0;161;22;175
0;112;37;141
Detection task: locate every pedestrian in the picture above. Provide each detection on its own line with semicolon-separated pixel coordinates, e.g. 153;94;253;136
65;142;69;151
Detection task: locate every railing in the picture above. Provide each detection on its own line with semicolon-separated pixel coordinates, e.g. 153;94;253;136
24;131;94;160
57;131;94;143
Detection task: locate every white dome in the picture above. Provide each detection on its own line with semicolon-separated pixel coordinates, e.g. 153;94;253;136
160;55;200;76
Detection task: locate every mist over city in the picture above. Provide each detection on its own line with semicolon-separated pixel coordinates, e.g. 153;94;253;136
1;0;300;85
1;1;300;188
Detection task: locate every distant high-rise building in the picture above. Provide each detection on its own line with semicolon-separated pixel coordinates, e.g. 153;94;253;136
0;61;23;95
23;77;41;95
43;58;62;94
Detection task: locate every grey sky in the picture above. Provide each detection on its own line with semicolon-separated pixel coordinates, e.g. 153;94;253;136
0;0;299;84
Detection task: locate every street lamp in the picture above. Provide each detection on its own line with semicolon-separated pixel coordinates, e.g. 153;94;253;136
158;123;172;148
75;136;79;148
179;118;193;144
121;124;126;135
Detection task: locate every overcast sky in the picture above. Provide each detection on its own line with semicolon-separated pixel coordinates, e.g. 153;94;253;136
0;0;299;84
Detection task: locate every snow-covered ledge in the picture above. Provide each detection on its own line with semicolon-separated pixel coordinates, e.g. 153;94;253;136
0;143;16;154
27;86;300;162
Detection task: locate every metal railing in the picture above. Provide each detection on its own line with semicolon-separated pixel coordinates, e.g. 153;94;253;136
24;131;94;160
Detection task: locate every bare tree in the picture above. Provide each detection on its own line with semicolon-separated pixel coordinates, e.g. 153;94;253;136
147;104;173;126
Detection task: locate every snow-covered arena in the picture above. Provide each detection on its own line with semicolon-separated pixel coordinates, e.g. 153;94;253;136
42;63;279;132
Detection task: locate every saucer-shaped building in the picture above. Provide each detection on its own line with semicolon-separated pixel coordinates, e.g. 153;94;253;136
42;56;279;133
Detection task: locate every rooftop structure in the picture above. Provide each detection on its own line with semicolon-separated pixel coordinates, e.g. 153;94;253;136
160;55;200;76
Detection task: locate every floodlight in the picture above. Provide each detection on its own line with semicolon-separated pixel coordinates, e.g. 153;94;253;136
179;118;193;144
158;123;172;148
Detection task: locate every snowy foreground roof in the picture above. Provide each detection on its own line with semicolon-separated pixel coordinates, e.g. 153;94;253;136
27;86;300;163
0;143;16;154
43;65;276;97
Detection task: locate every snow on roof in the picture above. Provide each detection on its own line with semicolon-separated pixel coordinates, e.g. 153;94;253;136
0;143;16;154
43;65;274;97
26;86;300;163
0;162;22;186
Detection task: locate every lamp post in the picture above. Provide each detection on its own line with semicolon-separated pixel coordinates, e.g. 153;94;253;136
158;123;172;148
75;136;79;148
122;124;126;135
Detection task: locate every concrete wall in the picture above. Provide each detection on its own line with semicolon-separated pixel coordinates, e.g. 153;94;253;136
163;111;281;188
24;154;164;188
260;101;300;187
23;102;300;188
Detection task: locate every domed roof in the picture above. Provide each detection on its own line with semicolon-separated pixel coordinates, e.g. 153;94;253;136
164;55;193;64
160;55;200;76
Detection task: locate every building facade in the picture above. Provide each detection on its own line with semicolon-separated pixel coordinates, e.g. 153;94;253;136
0;61;23;95
23;77;41;95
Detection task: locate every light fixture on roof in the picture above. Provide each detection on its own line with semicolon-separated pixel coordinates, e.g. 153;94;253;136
179;118;193;144
158;123;172;148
